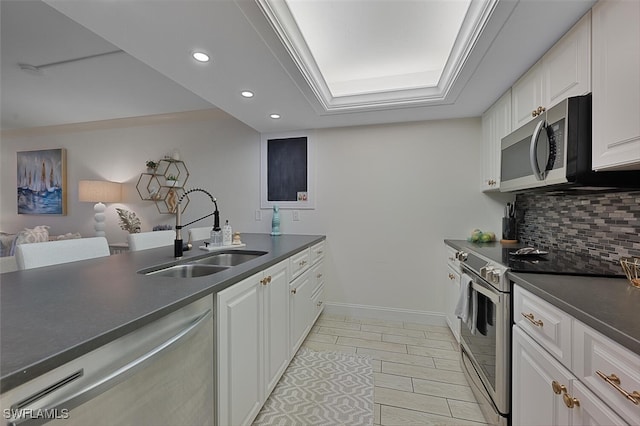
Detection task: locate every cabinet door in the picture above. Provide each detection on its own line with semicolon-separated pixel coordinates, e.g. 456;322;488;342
512;62;545;129
289;269;312;356
512;326;572;426
571;380;627;426
592;0;640;171
262;260;290;396
444;264;461;343
217;273;263;426
482;90;511;191
544;11;591;109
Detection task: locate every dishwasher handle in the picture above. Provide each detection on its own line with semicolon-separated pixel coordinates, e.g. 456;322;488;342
9;308;213;426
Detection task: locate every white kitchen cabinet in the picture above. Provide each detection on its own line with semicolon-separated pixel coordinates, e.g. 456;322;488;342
513;285;630;426
591;0;640;171
511;11;591;129
289;268;314;356
481;89;511;192
216;259;289;426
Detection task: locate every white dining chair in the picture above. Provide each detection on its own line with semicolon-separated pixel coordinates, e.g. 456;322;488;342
188;226;212;243
127;230;175;252
15;237;110;270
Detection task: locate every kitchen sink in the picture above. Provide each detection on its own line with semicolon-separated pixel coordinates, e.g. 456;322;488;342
190;250;268;267
141;264;230;278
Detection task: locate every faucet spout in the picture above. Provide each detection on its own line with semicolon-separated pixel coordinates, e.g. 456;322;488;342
174;188;219;258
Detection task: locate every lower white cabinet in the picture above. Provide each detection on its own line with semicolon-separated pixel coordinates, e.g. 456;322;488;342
512;285;629;425
289;268;313;357
216;259;289;426
444;245;461;342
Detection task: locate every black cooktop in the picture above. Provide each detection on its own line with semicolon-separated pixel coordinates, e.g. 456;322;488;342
468;243;625;278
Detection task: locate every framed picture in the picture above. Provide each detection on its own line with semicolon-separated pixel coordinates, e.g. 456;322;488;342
260;131;314;209
17;148;67;215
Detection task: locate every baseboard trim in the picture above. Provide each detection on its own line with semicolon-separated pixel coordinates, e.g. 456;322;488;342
322;302;447;326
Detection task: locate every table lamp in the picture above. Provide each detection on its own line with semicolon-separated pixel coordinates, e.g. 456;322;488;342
78;180;122;237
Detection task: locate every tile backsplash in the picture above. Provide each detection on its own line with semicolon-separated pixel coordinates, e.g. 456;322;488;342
515;190;640;261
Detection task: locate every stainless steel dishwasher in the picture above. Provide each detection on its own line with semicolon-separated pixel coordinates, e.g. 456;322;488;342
1;296;214;426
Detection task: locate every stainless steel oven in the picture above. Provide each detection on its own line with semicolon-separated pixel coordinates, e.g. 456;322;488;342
456;249;511;426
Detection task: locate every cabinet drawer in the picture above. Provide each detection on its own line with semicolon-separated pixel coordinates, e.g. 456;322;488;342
310;261;325;293
310;241;325;265
289;248;310;281
513;285;572;368
573;320;640;426
311;283;325;322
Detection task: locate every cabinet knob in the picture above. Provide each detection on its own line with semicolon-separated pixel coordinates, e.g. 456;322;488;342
317;273;323;279
551;380;567;395
317;301;322;307
537;106;546;114
521;312;544;327
266;275;272;283
299;260;307;267
532;110;539;117
291;288;297;295
563;393;580;409
260;278;268;286
448;273;456;280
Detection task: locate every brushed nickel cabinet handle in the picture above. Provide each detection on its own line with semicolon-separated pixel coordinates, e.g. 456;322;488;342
291;288;297;295
551;380;567;395
596;370;640;405
563;393;580;408
521;312;544;327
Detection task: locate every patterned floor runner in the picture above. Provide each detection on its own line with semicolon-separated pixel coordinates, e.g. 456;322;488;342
253;348;374;425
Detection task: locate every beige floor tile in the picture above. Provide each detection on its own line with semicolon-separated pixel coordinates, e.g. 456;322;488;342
303;332;338;344
427;330;459;342
360;317;405;328
357;348;436;368
300;340;356;353
382;361;470;386
374;387;451;417
434;357;463;372
315;318;362;330
448;399;487;423
374;372;413;392
372;359;382;372
337;336;407;353
413;378;477;402
404;322;451;333
383;334;458;350
316;326;382;341
319;313;347;321
407;345;460;360
343;316;363;324
374;403;381;425
362;324;427;338
380;405;487;426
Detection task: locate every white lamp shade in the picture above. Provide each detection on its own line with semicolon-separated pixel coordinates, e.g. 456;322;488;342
78;180;122;203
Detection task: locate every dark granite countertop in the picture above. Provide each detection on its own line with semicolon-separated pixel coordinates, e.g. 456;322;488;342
0;233;325;393
445;239;640;356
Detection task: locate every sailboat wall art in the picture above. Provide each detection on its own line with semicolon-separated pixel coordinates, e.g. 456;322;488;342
17;148;67;215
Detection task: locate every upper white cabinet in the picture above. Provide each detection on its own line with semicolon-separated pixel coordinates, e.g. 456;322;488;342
512;11;591;129
481;89;511;191
591;0;640;171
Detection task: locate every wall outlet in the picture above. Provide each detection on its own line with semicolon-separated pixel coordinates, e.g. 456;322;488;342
255;210;262;221
292;210;300;221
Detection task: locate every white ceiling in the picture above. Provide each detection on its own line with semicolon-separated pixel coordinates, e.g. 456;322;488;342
1;0;595;133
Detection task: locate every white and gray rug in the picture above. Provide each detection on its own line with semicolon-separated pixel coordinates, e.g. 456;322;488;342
253;348;374;426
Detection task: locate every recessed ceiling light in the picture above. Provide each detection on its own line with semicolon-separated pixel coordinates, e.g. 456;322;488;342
192;51;210;63
241;91;254;98
270;114;281;119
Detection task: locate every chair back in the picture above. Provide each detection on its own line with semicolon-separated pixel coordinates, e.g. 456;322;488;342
127;230;175;252
15;237;110;270
188;226;212;243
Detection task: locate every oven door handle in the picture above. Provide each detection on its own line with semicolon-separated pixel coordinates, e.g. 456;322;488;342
471;280;500;304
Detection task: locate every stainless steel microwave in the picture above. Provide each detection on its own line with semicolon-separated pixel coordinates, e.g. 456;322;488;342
500;94;640;192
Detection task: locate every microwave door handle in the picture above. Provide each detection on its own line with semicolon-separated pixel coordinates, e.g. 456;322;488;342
530;120;546;181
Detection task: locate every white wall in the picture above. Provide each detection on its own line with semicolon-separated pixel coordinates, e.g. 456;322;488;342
1;111;511;322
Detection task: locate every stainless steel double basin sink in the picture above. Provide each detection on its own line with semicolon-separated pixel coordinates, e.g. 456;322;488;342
139;250;267;278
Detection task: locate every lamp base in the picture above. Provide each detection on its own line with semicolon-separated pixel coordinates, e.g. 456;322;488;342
94;202;106;238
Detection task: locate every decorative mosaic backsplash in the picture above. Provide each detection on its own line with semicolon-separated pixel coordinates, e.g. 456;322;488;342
515;190;640;261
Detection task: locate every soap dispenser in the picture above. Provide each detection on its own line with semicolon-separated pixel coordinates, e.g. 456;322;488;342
222;220;232;246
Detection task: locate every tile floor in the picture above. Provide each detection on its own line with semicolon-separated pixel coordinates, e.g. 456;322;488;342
300;313;488;425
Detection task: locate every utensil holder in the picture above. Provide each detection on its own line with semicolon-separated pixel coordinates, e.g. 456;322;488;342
502;217;517;241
